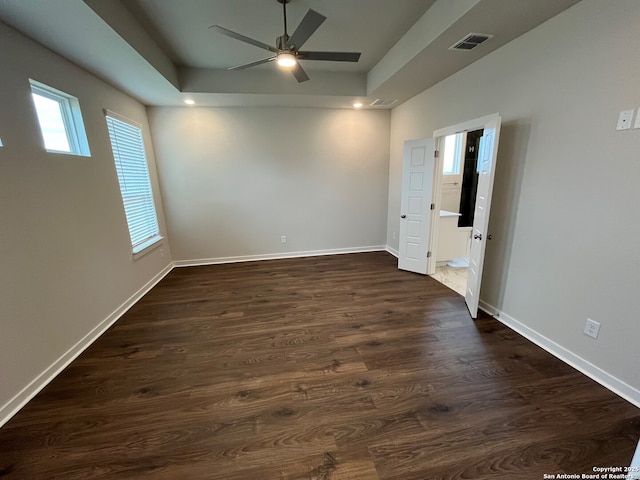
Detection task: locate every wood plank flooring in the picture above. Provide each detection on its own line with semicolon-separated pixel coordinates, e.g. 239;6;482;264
1;252;638;479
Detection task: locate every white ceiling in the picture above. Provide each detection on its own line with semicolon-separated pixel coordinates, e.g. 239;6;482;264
125;0;435;72
0;0;581;109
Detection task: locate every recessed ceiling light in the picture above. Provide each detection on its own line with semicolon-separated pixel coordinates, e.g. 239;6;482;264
353;102;363;109
276;52;297;68
184;99;196;105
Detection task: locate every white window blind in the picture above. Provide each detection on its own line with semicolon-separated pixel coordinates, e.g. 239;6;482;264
105;113;161;254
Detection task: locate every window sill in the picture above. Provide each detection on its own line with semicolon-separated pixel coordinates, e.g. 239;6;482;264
132;235;164;260
44;149;91;157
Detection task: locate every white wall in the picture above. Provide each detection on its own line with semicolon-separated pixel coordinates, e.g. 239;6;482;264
387;0;640;400
440;185;462;213
0;23;172;423
148;107;390;262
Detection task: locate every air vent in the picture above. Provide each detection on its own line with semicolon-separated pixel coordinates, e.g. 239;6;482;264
370;99;397;107
449;33;493;51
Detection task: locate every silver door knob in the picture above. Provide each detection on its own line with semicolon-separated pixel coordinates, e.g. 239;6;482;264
474;234;482;240
400;215;406;218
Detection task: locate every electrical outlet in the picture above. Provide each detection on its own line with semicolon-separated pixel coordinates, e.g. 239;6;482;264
392;232;397;240
280;235;287;244
617;109;634;130
584;318;600;339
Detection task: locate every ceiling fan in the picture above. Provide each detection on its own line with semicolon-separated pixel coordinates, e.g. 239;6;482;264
210;0;361;83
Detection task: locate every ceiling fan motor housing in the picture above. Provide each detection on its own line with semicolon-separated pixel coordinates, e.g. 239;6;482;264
276;34;291;51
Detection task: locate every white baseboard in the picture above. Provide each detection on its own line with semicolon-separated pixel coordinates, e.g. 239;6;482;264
478;299;499;316
481;301;640;408
385;245;399;258
0;262;174;429
173;245;386;267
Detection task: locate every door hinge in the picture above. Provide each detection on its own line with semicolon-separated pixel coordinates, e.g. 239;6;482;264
427;251;432;258
434;150;439;158
430;203;435;210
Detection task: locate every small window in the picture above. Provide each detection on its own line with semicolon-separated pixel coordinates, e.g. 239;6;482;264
29;79;90;156
442;133;463;176
105;111;162;256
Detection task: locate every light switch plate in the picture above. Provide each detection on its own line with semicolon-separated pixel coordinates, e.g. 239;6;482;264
617;109;634;130
634;108;640;129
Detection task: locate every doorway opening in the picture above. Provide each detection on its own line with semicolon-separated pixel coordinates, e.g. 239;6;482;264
397;112;501;317
430;129;483;296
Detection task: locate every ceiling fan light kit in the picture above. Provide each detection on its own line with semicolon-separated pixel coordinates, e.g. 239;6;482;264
210;0;361;83
276;52;297;68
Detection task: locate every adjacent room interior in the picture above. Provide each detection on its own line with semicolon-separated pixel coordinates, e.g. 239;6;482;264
1;0;639;477
430;129;484;296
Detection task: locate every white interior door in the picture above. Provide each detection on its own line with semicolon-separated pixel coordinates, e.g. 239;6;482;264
465;117;501;318
398;138;436;274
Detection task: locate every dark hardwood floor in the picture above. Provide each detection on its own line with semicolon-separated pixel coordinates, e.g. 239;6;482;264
1;252;638;479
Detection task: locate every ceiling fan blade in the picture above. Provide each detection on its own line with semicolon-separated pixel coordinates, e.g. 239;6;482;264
291;62;310;83
210;25;277;53
298;51;362;62
228;57;276;71
286;9;326;50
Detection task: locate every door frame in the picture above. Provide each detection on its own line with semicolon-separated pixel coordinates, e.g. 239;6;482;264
430;113;501;310
427;114;500;273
